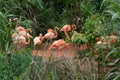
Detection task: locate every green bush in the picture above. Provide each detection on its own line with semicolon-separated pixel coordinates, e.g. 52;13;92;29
0;52;31;79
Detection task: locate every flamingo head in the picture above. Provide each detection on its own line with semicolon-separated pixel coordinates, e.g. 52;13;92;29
39;33;45;42
71;24;76;32
54;26;59;31
9;18;12;22
13;18;18;21
39;33;43;37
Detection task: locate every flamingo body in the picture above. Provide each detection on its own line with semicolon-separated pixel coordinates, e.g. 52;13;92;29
11;18;31;50
60;24;71;32
16;26;25;32
44;32;55;39
60;24;76;39
12;32;30;47
18;30;32;38
33;34;43;46
18;36;30;46
34;37;42;46
43;27;59;41
49;39;69;50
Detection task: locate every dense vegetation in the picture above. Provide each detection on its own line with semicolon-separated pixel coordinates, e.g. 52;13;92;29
0;0;120;80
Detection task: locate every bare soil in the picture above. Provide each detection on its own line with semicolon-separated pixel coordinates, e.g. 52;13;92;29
31;43;79;58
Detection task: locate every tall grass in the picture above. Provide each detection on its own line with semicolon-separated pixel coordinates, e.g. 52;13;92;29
0;49;32;79
0;12;13;51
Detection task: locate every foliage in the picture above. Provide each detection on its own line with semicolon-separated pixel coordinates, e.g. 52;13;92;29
19;55;99;80
71;31;88;45
0;51;31;79
72;14;104;45
0;12;13;50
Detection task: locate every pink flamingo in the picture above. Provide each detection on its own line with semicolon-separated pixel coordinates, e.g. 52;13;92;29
33;33;44;46
13;18;32;38
12;31;31;50
43;27;59;42
49;39;69;50
60;24;76;39
11;18;32;50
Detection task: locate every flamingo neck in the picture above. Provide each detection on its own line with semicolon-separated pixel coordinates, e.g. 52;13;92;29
54;28;58;38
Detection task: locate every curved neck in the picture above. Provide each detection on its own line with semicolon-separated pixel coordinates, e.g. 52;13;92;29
71;24;76;32
54;27;58;38
15;19;18;28
39;34;44;43
24;32;30;44
25;37;30;45
9;18;12;36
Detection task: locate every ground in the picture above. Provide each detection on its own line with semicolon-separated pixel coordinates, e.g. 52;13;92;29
31;43;79;59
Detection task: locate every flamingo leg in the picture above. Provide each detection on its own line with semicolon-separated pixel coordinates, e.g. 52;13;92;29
64;31;70;39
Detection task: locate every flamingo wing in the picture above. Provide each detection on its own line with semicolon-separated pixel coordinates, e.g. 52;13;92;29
60;24;71;32
16;26;25;32
18;31;32;38
49;39;66;50
44;32;55;39
18;31;26;36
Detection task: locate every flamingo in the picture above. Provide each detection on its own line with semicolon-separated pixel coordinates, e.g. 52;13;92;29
12;29;31;46
13;18;25;31
13;18;19;28
48;39;69;50
11;18;32;50
13;18;33;38
17;35;30;47
17;28;33;38
71;24;76;32
43;27;59;42
33;33;44;46
60;24;76;39
106;33;117;44
11;18;32;43
17;35;31;51
96;33;117;45
12;31;31;50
